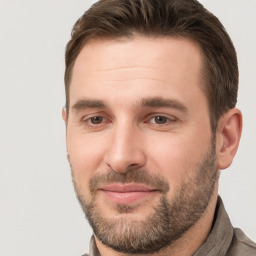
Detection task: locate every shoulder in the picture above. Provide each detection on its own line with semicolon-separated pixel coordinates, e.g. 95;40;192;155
227;228;256;255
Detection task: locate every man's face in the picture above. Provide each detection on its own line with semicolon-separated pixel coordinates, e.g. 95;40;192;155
64;36;219;253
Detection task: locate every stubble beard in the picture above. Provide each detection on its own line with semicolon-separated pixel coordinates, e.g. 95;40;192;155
70;138;219;254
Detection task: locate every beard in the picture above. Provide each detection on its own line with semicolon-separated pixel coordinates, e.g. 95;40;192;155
70;137;219;254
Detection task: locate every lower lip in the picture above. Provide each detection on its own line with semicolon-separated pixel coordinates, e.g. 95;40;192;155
101;190;157;204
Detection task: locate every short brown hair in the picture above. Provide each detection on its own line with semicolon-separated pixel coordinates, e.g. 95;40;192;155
65;0;238;130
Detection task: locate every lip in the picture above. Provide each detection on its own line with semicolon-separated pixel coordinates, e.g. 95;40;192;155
99;184;158;204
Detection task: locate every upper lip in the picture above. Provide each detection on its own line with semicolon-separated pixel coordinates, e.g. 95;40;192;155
100;183;158;193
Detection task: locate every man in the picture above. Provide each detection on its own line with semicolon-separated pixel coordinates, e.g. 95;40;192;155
62;0;256;255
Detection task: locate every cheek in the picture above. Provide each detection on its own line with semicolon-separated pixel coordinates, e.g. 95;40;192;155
67;131;107;183
145;132;210;190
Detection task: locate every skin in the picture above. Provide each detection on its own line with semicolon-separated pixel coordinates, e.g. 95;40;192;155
63;36;242;256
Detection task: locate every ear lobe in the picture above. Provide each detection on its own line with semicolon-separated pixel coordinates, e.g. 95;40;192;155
62;107;67;123
216;108;242;170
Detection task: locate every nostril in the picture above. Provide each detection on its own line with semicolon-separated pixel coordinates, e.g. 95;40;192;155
128;163;138;168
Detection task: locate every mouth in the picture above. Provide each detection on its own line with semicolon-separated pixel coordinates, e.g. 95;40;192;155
99;183;159;205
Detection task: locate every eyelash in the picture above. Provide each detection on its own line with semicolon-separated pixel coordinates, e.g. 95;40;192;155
148;115;176;125
83;115;108;126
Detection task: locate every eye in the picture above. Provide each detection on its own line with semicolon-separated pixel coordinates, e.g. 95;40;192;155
89;116;105;124
81;114;110;131
152;116;168;124
148;115;176;125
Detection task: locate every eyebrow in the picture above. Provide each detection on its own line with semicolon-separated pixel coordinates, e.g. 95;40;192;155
71;97;188;113
140;97;188;112
72;99;106;111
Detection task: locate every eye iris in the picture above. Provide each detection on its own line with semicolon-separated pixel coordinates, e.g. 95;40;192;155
91;116;103;124
155;116;167;124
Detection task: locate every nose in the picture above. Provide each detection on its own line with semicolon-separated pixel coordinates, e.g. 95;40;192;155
104;123;147;173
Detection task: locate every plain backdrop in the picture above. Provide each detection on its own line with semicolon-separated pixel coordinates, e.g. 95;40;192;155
0;0;255;255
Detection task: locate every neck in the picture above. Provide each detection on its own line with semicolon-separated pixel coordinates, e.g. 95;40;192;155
95;193;218;256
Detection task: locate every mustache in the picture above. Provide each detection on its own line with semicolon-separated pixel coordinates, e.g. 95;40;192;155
89;169;170;194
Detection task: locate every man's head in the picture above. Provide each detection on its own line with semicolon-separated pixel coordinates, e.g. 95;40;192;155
63;0;242;254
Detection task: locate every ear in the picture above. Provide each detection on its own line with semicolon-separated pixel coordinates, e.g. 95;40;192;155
62;107;67;124
216;108;242;170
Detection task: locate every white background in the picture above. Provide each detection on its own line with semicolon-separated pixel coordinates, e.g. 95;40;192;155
0;0;255;255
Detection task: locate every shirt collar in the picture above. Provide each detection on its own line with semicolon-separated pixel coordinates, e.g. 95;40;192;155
193;196;233;256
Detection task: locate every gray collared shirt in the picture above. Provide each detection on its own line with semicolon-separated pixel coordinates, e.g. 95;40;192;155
84;196;256;256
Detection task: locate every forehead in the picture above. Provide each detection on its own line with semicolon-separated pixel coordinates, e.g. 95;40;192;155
70;36;205;109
